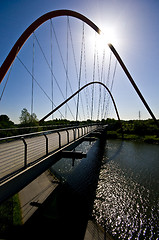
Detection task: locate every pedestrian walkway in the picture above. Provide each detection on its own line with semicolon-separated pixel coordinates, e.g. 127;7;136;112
84;220;114;240
19;170;59;223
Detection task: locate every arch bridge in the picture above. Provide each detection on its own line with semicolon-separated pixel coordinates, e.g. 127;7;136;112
0;10;157;205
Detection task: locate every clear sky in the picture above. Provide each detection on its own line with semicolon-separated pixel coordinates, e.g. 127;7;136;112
0;0;159;123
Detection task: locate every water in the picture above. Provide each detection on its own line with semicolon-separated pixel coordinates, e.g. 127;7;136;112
51;139;159;239
93;140;159;239
51;140;94;181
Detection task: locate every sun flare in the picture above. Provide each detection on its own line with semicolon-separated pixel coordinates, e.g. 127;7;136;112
99;27;117;46
89;26;118;53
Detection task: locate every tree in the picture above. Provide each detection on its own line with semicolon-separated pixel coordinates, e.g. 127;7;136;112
0;115;14;128
0;114;15;137
19;108;38;126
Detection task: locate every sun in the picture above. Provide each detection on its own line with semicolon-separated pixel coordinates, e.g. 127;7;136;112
99;26;118;46
90;26;118;53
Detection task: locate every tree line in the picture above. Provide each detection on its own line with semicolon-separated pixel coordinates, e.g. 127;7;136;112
0;108;98;137
0;108;159;141
105;118;159;143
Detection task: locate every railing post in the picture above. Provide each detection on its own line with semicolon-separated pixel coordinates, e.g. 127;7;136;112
57;131;61;148
66;130;69;144
21;137;27;168
43;133;48;155
73;128;76;140
81;127;83;136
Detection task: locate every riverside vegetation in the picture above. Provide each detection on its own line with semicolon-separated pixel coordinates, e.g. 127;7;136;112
106;118;159;144
0;109;159;141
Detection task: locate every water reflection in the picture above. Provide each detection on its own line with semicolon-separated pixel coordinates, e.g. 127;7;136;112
50;141;94;181
93;140;159;239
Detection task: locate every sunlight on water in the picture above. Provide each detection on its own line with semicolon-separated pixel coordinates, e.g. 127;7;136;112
93;140;159;239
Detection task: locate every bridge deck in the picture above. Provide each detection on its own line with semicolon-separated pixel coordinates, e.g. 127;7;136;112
0;124;106;204
0;125;97;182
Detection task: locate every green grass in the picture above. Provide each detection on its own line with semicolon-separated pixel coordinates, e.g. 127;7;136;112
0;194;22;237
107;131;159;144
143;135;159;144
13;194;22;225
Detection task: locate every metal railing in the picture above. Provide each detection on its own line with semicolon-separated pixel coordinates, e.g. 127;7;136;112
0;124;98;182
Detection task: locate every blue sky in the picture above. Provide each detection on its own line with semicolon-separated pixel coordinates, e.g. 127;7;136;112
0;0;159;123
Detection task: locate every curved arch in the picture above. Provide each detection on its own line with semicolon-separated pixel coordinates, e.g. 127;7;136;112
0;9;158;126
0;10;101;83
39;81;121;125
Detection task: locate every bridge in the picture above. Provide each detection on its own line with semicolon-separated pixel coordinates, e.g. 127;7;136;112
0;9;158;239
0;123;105;203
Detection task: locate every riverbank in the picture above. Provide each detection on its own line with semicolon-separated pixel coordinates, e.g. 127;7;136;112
107;130;159;144
0;194;22;238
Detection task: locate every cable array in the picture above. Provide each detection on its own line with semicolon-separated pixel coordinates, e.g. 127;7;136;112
0;15;117;123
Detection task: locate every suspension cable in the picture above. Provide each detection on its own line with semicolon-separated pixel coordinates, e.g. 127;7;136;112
68;17;85;121
68;18;78;80
83;25;90;119
33;32;64;98
16;56;65;118
51;23;75;98
50;19;54;119
91;33;96;120
97;48;105;119
76;22;85;121
104;59;117;119
31;33;35;117
51;22;78;120
101;51;112;119
0;62;13;102
65;16;69;119
33;32;75;120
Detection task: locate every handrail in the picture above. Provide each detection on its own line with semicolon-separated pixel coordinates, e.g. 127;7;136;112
0;123;99;142
0;124;101;182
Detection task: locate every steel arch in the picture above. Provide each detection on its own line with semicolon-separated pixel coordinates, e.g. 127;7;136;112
0;10;101;83
39;81;121;125
0;9;158;125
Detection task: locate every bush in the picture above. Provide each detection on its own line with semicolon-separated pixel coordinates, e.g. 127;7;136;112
143;135;159;144
107;131;117;139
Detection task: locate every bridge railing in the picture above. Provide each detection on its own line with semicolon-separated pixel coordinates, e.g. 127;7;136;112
0;124;99;182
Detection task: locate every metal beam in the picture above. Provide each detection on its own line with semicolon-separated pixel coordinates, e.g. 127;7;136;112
108;43;159;127
0;10;100;83
61;150;87;159
39;81;121;126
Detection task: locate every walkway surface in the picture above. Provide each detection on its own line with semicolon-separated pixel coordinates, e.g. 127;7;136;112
8;134;113;240
84;220;114;240
19;170;59;223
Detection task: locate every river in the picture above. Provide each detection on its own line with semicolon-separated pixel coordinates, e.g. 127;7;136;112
51;139;159;239
93;139;159;239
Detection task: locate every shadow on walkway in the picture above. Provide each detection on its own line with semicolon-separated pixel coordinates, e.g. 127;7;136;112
10;137;107;240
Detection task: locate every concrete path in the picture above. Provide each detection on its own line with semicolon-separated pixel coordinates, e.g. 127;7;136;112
84;220;114;240
18;170;59;223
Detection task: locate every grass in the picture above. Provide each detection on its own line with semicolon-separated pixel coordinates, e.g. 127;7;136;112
13;194;22;225
143;135;159;144
107;131;159;144
0;194;22;237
